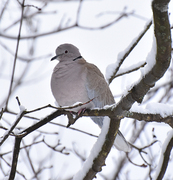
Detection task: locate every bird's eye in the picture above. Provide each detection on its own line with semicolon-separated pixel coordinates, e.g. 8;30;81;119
65;50;68;53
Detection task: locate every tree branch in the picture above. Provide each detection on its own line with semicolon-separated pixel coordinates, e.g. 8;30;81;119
0;106;26;146
5;0;25;110
108;20;152;84
127;111;173;128
18;109;66;138
9;137;22;180
154;130;173;180
0;9;134;40
114;62;147;78
81;0;172;179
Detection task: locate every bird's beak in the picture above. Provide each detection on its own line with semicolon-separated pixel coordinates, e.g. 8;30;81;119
51;55;59;61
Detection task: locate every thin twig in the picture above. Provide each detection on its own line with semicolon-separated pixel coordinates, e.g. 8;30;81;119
126;153;147;167
0;0;10;21
43;139;70;155
108;20;152;84
76;0;83;25
1;155;27;180
0;107;26;146
0;140;43;156
0;11;135;40
0;60;31;108
0;40;51;61
5;0;25;110
115;62;147;78
17;0;41;11
3;6;53;32
26;98;95;114
22;139;39;180
0;108;3;120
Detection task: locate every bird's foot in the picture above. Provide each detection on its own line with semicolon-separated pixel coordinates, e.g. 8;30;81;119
77;108;86;116
66;109;86;127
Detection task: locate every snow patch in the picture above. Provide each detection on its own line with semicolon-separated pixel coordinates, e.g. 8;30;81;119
153;129;173;180
130;102;173;118
117;61;146;76
106;20;155;83
19;105;26;112
146;103;173;118
73;117;110;180
140;35;156;76
103;104;116;110
105;61;120;82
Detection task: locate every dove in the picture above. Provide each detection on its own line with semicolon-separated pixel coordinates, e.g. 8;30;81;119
50;43;131;152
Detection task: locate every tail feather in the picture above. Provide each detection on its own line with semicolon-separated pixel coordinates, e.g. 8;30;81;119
91;117;131;152
114;130;131;152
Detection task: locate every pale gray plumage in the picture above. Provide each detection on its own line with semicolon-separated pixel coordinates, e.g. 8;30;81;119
51;43;131;152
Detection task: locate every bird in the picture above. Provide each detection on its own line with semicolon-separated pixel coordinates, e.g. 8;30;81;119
50;43;131;152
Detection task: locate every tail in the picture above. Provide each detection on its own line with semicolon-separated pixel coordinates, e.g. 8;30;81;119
91;117;131;152
114;130;131;152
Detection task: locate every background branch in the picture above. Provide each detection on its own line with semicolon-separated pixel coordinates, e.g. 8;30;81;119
5;0;25;110
9;137;22;180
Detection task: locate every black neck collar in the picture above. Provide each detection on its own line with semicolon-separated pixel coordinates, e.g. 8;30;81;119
73;56;82;61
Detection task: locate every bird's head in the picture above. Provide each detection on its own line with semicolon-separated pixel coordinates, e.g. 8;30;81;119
51;43;82;62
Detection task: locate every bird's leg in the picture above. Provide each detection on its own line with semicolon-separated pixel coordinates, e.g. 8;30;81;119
77;108;86;116
66;108;86;127
66;111;77;127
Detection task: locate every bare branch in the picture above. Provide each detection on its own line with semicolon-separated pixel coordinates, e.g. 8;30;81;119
26;98;95;113
0;106;26;146
75;0;83;25
5;0;25;110
9;137;22;180
126;154;147;168
0;9;135;40
127;111;173;128
18;109;65;138
115;61;147;78
43;138;70;155
17;0;42;11
0;140;43;156
22;139;39;180
0;40;51;61
3;5;53;32
0;0;10;20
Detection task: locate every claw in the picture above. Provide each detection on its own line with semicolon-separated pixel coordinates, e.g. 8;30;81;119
66;109;86;127
77;108;86;116
66;111;76;127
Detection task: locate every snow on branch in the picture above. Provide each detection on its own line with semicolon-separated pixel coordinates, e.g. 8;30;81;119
132;103;173;118
153;129;173;180
79;0;171;178
111;61;147;79
73;117;110;180
129;103;173;127
106;20;152;84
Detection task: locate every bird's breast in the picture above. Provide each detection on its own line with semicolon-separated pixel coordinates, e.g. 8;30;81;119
51;64;94;111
